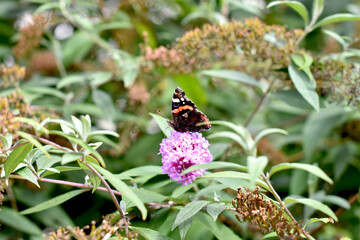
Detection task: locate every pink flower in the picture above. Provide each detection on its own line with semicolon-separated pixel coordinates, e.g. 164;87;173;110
159;131;213;185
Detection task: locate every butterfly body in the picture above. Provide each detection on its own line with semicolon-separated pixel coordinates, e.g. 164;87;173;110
168;87;211;132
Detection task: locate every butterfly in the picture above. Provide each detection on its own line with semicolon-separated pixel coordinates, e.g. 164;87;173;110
168;87;211;132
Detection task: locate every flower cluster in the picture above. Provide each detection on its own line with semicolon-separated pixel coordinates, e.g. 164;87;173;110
312;59;359;106
0;64;26;88
48;215;138;239
159;131;213;185
12;14;48;59
232;187;304;238
141;17;302;79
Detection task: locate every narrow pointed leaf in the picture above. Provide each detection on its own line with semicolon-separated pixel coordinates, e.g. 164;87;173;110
314;13;360;29
267;1;309;26
4;142;33;180
20;189;87;215
90;163;147;220
17;167;40;188
17;131;50;158
172;200;209;230
131;226;171;240
269;163;333;184
0;207;42;235
207;203;227;221
201;69;260;87
285;197;338;221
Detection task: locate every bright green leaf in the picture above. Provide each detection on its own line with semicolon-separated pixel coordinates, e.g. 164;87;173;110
17;167;40;188
247;156;268;187
4;142;33;180
17;131;50;158
149;113;171;137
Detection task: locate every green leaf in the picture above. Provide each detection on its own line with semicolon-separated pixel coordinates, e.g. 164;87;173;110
253;128;288;146
194;212;243;240
0;133;12;150
91;89;116;119
0;206;43;235
303;107;347;158
17;131;50;158
285;197;338;221
304;217;334;229
24;86;66;99
312;0;324;23
209;120;248;137
275;89;313;109
262;232;278;240
34;2;60;14
20;189;87;215
17;167;40;188
269;163;333;184
48;130;105;167
56;74;86;89
172;184;195;198
194;184;227;200
182;162;247;175
61;152;83;165
124;188;167;208
207;131;247;151
90;163;148;220
82;155;101;192
323;29;347;49
201;69;260;87
267;1;309;26
202;171;270;191
172;200;209;230
207;203;227;221
149;113;172;137
130;226;171;240
179;218;192;240
88;71;113;88
14;117;49;134
247;156;268;187
313;13;360;29
4;142;33;180
288;62;319;111
87;130;119;141
118;165;163;177
62;31;94;66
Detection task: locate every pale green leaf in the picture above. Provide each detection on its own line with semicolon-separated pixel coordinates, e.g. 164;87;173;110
172;200;209;230
194;212;243;240
304;217;334;229
90;163;147;220
149;113;172;137
17;131;50;158
17;167;40;188
247;156;268;187
182;162;247;175
285;197;338;221
269;163;333;184
253;128;288;146
314;13;360;29
201;69;260;87
288;63;319;111
207;203;227;221
267;1;309;26
131;226;171;240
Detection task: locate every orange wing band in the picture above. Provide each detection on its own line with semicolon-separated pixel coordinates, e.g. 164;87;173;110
172;105;194;114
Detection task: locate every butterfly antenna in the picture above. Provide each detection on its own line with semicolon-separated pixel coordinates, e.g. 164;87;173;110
154;108;168;119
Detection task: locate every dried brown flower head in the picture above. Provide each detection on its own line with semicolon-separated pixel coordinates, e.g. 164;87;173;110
0;64;26;88
13;14;48;59
232;187;304;239
257;138;287;164
47;215;138;240
141;17;303;79
128;82;150;105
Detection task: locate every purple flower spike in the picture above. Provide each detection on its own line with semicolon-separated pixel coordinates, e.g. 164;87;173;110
159;131;213;185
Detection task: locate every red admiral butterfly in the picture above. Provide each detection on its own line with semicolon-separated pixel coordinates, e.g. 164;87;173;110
168;87;211;132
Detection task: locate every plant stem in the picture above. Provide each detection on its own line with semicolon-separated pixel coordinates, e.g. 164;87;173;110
244;80;274;127
84;162;129;238
262;172;311;239
33;135;130;238
8;175;122;196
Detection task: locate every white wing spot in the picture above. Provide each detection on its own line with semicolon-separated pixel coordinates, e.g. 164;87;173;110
172;98;180;103
182;112;188;118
